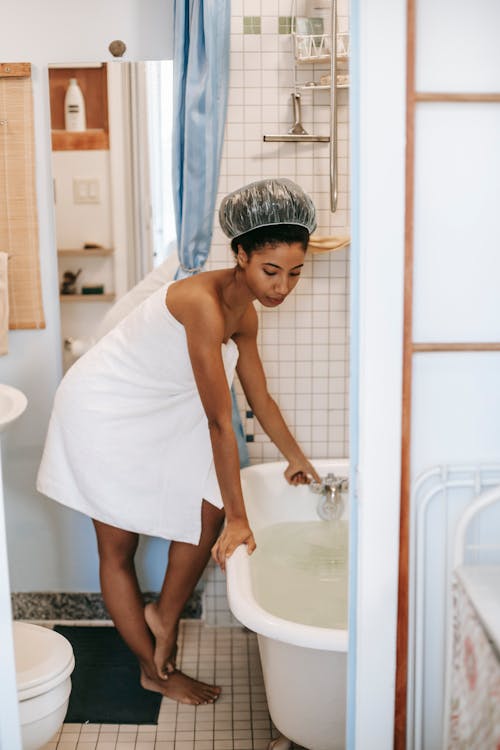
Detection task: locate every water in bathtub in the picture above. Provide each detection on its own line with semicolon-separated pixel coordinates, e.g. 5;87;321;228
251;520;348;629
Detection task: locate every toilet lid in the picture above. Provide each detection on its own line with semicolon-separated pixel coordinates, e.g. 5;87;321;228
14;622;75;698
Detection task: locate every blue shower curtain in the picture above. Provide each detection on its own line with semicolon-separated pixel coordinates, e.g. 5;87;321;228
172;0;249;467
173;0;229;277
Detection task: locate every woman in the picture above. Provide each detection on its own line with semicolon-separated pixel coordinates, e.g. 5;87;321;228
37;178;320;705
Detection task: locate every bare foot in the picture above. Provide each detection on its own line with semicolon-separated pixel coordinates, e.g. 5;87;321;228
144;602;178;678
140;668;221;705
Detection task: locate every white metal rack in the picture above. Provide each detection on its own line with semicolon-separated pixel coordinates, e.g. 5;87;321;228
407;463;500;750
291;0;349;212
263;0;349;213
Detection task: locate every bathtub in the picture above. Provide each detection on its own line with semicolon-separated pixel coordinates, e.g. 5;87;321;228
226;459;349;750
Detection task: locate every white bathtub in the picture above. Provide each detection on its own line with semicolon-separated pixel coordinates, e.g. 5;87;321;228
226;459;349;750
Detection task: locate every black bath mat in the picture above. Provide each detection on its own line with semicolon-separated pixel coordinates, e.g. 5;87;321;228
54;625;162;724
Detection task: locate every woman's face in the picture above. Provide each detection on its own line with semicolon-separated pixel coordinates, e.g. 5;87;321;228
238;241;306;307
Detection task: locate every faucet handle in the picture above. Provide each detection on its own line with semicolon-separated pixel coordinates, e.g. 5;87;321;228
309;473;333;493
335;476;349;492
309;478;325;494
309;473;349;494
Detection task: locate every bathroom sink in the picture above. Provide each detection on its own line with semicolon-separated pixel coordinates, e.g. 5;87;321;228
0;384;28;433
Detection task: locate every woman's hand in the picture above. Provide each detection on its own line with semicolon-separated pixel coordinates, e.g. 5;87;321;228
284;458;321;486
211;518;257;572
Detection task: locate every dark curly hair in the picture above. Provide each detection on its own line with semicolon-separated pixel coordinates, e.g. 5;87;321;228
230;224;309;257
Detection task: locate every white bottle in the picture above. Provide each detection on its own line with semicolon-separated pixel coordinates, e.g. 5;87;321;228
64;78;86;132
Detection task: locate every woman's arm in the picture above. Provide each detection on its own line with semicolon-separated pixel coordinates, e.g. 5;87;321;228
234;307;320;485
180;291;256;570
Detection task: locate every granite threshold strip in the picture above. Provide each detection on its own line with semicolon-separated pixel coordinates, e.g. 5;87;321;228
11;590;202;621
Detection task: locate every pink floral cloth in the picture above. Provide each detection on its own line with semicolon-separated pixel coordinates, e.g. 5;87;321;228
448;573;500;749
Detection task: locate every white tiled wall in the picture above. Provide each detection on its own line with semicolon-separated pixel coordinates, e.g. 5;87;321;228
206;0;351;462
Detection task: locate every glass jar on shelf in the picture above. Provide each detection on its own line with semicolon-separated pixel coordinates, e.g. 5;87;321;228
292;15;331;63
290;0;349;83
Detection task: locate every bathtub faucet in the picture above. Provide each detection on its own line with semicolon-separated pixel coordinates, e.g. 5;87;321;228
310;473;348;521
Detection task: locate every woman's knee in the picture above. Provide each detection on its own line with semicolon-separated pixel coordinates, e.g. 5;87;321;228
92;519;139;564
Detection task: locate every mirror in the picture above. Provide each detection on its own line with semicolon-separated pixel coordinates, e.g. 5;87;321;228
48;61;176;371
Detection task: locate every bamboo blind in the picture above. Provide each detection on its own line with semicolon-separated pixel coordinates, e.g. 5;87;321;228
0;62;45;330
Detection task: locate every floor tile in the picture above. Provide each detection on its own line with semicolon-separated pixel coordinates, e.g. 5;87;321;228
53;621;289;750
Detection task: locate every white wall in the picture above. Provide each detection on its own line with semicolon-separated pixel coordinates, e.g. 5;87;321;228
0;0;173;592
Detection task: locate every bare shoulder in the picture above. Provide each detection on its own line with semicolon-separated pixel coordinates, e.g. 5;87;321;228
166;274;225;339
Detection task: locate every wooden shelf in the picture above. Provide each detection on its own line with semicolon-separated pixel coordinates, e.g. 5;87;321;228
297;75;350;91
49;65;109;151
51;129;109;151
295;53;349;65
58;248;114;257
60;293;115;303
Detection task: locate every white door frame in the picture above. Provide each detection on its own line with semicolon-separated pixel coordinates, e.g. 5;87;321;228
348;0;407;747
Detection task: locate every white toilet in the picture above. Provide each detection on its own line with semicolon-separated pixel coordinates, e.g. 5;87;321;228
14;622;75;750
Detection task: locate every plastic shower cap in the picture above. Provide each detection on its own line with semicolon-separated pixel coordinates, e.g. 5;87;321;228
219;178;317;240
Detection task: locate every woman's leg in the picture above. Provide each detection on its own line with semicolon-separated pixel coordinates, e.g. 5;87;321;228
92;521;154;664
92;518;220;704
145;500;225;679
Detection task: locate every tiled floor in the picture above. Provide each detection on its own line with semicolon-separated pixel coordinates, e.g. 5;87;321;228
40;620;306;750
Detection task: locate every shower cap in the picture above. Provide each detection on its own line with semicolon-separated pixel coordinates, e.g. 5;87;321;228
219;178;317;240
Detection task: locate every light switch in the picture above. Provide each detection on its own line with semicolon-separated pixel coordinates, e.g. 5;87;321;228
73;178;100;204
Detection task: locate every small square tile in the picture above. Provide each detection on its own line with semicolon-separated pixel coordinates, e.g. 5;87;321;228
253;740;273;750
177;719;196;729
252;719;271;729
233;720;251;730
278;16;291;33
233;730;253;740
214;719;232;729
213;741;233;750
175;731;195;741
214;730;233;740
243;15;261;33
156;729;175;744
194;730;213;741
253;728;274;739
